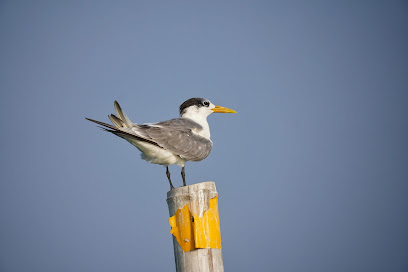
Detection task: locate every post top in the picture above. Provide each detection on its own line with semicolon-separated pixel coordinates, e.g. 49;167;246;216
167;181;217;199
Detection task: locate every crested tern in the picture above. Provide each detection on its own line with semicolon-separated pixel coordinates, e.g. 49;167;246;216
86;98;236;190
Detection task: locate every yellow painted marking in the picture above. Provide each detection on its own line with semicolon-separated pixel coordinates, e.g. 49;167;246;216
169;204;195;251
169;196;221;252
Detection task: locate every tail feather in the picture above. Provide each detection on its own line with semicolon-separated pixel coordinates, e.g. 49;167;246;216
85;117;161;147
108;114;125;127
114;101;132;128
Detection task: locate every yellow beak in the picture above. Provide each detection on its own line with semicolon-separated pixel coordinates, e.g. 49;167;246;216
211;105;237;113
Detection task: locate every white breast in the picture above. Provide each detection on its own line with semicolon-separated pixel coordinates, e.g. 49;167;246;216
181;106;211;139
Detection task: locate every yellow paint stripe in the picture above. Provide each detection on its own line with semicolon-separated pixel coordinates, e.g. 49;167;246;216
169;196;221;252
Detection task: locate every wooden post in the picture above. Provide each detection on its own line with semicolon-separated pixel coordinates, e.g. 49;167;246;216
167;181;224;272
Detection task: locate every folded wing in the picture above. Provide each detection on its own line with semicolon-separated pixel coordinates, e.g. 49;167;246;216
134;118;213;161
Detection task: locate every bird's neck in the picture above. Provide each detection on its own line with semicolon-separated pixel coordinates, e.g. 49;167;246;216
181;112;211;139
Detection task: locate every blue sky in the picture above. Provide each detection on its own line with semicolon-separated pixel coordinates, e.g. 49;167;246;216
1;1;407;271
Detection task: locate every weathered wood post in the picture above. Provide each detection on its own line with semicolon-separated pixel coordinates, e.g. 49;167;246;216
167;181;224;272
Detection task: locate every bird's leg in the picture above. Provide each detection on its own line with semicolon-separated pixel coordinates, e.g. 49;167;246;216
166;166;175;190
181;166;186;187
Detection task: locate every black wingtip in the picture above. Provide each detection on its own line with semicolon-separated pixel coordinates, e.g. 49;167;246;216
86;117;98;123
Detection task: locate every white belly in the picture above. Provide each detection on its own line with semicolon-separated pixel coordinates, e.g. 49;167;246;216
128;140;187;167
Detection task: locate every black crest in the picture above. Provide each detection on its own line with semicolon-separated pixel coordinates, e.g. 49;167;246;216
179;98;207;115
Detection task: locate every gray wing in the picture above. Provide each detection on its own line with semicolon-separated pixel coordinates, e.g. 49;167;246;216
134;118;213;161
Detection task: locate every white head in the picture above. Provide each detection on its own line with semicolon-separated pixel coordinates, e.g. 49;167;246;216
179;97;236;139
179;98;236;119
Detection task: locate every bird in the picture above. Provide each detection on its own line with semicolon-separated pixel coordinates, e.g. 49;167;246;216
86;98;236;190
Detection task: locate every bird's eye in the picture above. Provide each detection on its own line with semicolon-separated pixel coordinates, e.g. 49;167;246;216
203;101;210;107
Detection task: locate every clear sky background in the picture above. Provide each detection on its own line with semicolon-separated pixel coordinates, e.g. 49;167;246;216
1;1;407;272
